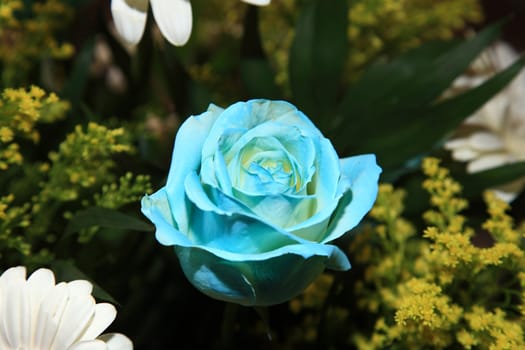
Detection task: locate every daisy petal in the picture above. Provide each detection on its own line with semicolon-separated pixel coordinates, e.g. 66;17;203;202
111;0;149;45
34;283;69;349
241;0;271;5
444;138;469;150
80;303;117;341
98;333;134;350
68;339;108;350
468;132;505;151
3;280;31;349
51;295;96;349
467;153;513;173
67;280;93;297
0;266;26;288
451;147;479;161
490;188;518;203
150;0;192;46
27;268;55;348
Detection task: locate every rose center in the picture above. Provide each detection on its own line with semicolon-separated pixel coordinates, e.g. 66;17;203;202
246;159;292;187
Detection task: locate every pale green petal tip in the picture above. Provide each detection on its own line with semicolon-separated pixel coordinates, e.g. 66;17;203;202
325;245;351;271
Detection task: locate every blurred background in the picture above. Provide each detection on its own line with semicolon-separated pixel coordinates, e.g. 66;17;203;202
1;0;525;348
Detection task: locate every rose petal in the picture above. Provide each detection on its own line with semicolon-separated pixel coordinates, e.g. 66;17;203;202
184;174;301;253
322;154;381;243
202;100;322;163
232;189;317;228
175;242;348;306
141;189;193;246
150;0;192;46
162;104;223;234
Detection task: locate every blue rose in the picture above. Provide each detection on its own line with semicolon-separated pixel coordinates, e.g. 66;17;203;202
141;99;381;306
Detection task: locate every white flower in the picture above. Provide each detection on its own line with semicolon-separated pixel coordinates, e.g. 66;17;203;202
0;266;133;350
111;0;271;47
444;41;525;202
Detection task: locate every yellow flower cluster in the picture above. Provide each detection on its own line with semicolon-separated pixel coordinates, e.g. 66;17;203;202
347;158;525;349
421;159;525;281
0;0;74;84
459;306;524;349
0;89;151;265
352;184;418;314
0;194;31;258
40;122;133;203
256;0;482;91
347;0;482;77
0;85;69;170
94;172;152;209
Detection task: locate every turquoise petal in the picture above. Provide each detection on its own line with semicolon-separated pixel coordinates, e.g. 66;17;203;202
164;104;223;233
175;243;349;306
141;189;192;246
232;189;316;228
322;154;382;243
201;100;322;164
284;137;342;242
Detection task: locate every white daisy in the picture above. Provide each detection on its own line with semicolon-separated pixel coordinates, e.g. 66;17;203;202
444;42;525;202
111;0;271;47
0;266;133;350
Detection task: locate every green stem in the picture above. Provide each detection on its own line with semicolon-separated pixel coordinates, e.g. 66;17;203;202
219;303;239;350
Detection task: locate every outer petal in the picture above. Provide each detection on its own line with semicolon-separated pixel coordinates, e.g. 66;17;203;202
143;184;350;272
111;0;148;45
150;0;192;46
162;104;223;234
142;188;192;246
185;191;301;253
322;154;381;243
175;242;349;306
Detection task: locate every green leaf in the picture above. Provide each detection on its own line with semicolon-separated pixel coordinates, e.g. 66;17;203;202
458;161;525;198
361;56;525;171
289;0;348;122
240;6;280;99
50;260;119;305
66;207;154;235
61;38;94;106
335;22;504;149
